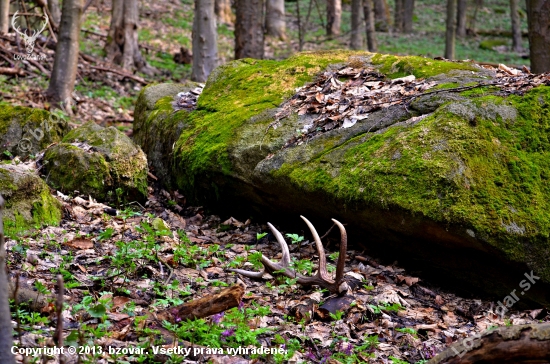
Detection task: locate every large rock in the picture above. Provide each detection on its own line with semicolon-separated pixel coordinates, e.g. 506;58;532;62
41;122;148;202
0;104;70;158
0;163;61;236
134;51;550;305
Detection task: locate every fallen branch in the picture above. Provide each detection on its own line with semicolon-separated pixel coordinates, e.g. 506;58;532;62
156;284;245;324
429;323;550;363
0;67;26;76
89;65;148;85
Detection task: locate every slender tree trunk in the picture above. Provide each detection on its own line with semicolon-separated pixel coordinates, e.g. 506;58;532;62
364;0;377;51
526;0;550;73
456;0;467;37
402;0;414;33
192;0;217;82
47;0;83;112
351;0;363;49
326;0;341;37
235;0;264;59
445;0;456;59
373;0;389;32
48;0;62;26
105;0;148;72
0;197;15;364
469;0;482;34
510;0;522;52
265;0;285;40
0;0;9;34
394;0;403;32
215;0;233;25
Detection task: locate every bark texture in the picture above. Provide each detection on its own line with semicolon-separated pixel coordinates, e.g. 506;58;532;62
364;0;377;51
445;0;456;59
510;0;522;52
47;0;83;110
234;0;264;59
265;0;285;40
192;0;218;82
105;0;147;72
456;0;467;37
373;0;389;32
215;0;233;25
0;196;15;364
326;0;342;37
0;0;9;34
526;0;550;73
402;0;414;33
428;323;550;364
48;0;62;26
350;0;363;49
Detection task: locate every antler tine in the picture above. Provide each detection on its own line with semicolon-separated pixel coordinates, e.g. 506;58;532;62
331;219;347;284
267;222;291;268
11;12;23;35
300;215;331;282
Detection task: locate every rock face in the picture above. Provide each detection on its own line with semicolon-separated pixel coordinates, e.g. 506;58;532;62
0;163;61;235
134;51;550;305
41;122;148;202
0;104;70;158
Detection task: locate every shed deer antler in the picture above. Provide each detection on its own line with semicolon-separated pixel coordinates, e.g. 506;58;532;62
229;216;349;294
12;11;49;54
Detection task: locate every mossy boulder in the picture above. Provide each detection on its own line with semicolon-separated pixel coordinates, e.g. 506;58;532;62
134;51;550;305
0;163;61;236
0;104;70;158
41;122;148;202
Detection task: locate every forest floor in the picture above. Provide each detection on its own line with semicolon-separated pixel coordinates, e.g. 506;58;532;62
0;0;548;363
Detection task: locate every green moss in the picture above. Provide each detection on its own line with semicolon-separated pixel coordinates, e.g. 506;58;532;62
435;82;460;90
276;87;550;279
479;39;508;51
371;54;477;79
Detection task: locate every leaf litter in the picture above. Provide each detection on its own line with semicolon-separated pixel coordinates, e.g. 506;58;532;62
4;159;550;363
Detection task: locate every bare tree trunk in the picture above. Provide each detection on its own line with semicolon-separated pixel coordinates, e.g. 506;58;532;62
0;0;9;34
47;0;83;112
215;0;233;25
326;0;341;37
510;0;522;52
265;0;285;40
526;0;550;73
468;0;482;35
192;0;217;82
373;0;389;32
363;0;377;51
351;0;363;49
456;0;467;37
394;0;403;32
445;0;456;59
235;0;264;59
48;0;62;26
105;0;148;73
0;197;15;364
402;0;414;33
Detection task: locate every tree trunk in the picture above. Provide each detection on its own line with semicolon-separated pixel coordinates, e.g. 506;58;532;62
510;0;522;52
105;0;147;72
526;0;550;73
363;0;377;51
234;0;264;59
0;0;9;34
215;0;233;25
394;0;403;32
265;0;285;40
350;0;363;49
0;197;14;364
445;0;456;59
402;0;414;33
373;0;389;32
456;0;467;37
46;0;83;112
48;0;62;27
326;0;341;37
192;0;217;82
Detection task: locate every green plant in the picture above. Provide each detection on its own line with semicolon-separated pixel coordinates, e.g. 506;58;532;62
256;232;267;240
329;310;344;321
98;227;115;241
389;356;409;364
396;327;418;337
285;233;304;244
